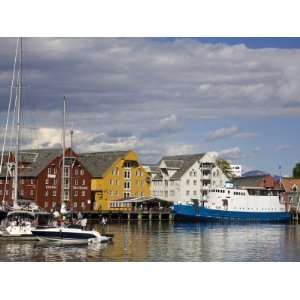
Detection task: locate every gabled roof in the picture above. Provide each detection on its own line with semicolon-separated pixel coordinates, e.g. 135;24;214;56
79;151;129;177
163;160;184;169
20;148;62;177
0;148;62;178
232;175;269;188
160;153;205;180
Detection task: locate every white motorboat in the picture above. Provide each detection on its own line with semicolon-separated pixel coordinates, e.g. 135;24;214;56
31;225;111;243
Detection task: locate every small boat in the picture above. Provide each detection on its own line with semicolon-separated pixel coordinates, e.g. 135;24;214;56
31;226;111;243
173;186;291;222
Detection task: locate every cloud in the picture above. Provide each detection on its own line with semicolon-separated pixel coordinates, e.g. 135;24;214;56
275;144;293;151
252;146;261;153
0;38;300;163
217;146;245;161
206;126;240;141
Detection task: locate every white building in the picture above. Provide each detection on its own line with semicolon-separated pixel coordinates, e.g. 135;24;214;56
144;152;229;204
230;164;242;177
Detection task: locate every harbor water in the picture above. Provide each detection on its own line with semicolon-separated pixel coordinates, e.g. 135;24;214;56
1;221;300;261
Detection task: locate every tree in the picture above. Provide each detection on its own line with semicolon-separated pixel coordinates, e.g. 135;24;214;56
293;163;300;178
216;159;233;179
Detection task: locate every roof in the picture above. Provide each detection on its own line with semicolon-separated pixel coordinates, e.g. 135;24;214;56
282;178;300;192
160;153;205;180
0;148;62;178
232;175;270;188
20;149;62;177
110;197;172;204
79;151;129;177
163;160;184;169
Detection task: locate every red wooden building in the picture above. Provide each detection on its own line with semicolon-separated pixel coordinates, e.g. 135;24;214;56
0;148;92;212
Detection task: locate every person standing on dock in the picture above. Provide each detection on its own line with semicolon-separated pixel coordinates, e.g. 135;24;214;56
101;216;107;234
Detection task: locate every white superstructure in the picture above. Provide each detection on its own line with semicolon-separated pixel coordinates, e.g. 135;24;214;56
204;187;286;212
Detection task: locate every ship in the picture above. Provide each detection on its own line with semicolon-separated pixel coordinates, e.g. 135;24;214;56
173;185;291;222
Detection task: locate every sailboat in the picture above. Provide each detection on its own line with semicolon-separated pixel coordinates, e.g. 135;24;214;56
31;97;110;243
0;38;44;238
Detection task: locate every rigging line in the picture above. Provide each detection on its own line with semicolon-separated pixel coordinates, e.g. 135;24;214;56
0;38;20;174
8;66;20;155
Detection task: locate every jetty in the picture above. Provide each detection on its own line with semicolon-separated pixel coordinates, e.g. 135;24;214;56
82;209;174;221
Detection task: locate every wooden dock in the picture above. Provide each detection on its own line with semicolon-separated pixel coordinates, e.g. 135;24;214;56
82;209;174;221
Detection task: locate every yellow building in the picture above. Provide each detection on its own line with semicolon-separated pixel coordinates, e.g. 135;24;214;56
79;150;150;211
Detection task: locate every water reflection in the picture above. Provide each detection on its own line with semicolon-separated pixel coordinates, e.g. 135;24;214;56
1;222;300;261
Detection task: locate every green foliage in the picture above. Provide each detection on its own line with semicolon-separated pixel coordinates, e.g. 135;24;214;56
216;159;233;179
293;163;300;179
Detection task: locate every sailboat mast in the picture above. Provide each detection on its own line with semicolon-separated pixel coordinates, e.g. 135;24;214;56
61;96;66;206
14;37;22;206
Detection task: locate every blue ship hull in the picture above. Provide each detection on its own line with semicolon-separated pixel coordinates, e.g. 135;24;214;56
173;204;291;222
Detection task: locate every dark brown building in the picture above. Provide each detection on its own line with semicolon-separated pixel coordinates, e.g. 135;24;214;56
0;148;92;212
232;175;280;190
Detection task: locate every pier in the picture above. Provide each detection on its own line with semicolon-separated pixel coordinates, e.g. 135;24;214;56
82;209;174;221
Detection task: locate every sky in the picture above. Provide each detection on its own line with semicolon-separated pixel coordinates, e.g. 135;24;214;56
0;37;300;176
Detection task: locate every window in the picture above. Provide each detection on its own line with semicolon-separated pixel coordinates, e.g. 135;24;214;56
124;170;131;179
82;180;86;187
81;202;85;209
45;202;48;208
30;179;34;185
74;190;78;196
193;190;197;196
45;179;49;185
124;192;130;198
186;190;190;196
30;190;34;196
21;179;24;184
45;190;49;197
64;190;69;200
5;190;8;196
124;162;131;169
75;168;79;175
186;179;190;185
21;189;24;196
80;169;84;175
81;190;86;197
109;179;113;185
53;190;56;197
53;178;57;185
64;178;69;188
73;202;77;208
48;167;52;174
75;179;78;185
53;168;57;175
124;181;130;189
64;167;70;177
193;180;197;185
